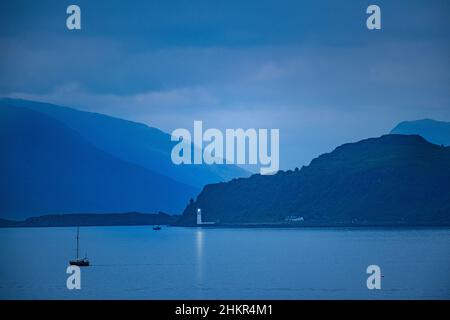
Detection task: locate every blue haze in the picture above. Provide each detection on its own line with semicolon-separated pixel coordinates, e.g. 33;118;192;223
0;0;449;168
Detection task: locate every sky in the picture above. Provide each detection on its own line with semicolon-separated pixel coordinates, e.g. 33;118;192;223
1;0;449;169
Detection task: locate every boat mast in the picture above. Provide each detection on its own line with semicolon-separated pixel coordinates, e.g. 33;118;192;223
76;227;79;259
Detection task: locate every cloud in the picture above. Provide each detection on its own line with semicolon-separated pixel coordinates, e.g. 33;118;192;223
1;0;450;168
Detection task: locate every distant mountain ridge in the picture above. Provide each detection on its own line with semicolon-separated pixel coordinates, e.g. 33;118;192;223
0;98;249;220
0;98;249;188
0;104;198;219
177;134;450;226
391;119;450;146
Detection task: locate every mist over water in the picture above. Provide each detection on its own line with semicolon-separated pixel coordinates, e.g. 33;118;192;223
0;226;449;299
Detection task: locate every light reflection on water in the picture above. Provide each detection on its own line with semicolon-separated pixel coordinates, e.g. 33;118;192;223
195;228;204;286
0;226;449;299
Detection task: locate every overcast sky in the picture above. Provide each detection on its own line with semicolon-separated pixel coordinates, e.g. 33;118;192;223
1;0;449;168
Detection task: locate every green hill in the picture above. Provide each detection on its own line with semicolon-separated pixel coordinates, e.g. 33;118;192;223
177;135;450;226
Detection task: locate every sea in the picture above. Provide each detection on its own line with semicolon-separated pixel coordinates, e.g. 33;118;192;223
0;226;449;299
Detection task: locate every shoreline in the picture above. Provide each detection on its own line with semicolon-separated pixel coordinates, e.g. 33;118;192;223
2;213;449;229
171;223;450;229
1;222;449;229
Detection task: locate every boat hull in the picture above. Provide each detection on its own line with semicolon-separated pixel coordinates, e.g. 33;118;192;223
69;259;90;267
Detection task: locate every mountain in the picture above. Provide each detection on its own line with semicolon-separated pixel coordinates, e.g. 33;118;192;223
0;212;176;228
391;119;450;146
0;104;198;219
177;135;450;226
0;98;249;188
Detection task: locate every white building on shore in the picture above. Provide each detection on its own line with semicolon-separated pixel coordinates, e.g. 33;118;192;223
197;208;215;225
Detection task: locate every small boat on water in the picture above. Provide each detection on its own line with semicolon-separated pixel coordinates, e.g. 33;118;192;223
69;227;90;267
153;225;162;230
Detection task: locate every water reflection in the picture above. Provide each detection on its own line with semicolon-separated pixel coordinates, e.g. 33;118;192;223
195;228;204;285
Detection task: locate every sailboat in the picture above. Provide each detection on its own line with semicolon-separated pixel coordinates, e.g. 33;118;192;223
69;227;90;267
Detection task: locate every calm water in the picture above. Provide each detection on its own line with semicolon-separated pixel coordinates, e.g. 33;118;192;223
0;226;449;299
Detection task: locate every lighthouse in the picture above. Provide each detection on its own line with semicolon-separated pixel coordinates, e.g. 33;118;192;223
197;208;202;225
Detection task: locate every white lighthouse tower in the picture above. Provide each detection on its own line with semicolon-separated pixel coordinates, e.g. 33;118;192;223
197;208;202;225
